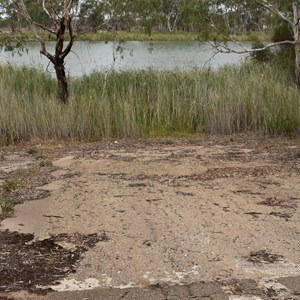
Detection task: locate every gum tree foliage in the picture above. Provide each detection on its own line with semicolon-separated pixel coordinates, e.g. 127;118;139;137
78;0;106;31
207;1;300;86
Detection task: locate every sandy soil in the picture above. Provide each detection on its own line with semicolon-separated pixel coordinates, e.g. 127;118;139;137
1;135;300;292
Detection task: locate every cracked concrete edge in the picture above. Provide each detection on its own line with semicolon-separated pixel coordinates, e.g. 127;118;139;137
258;275;300;300
40;276;300;300
43;281;228;300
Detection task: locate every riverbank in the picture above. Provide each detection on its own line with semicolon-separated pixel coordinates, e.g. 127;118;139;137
77;30;271;42
0;30;271;42
0;62;299;145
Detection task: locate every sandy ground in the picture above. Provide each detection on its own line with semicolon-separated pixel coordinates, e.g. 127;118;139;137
1;135;300;294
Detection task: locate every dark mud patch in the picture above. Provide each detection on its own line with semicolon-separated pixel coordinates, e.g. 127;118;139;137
245;250;284;264
183;165;283;181
269;211;293;221
98;165;283;186
257;197;297;209
0;230;108;295
257;197;297;221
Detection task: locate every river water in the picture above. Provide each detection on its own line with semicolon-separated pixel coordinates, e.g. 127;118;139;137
0;41;251;77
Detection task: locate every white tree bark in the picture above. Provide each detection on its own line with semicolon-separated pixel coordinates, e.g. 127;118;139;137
258;0;300;84
292;1;300;85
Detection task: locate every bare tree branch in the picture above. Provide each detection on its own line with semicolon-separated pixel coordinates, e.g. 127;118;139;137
256;0;294;28
292;1;300;38
33;22;56;35
61;17;75;60
40;41;55;64
13;1;56;34
43;0;59;29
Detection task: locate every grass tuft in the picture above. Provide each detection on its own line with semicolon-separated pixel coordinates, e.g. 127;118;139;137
1;179;20;192
0;198;15;216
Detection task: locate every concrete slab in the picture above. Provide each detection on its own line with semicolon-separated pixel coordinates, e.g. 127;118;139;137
277;275;300;296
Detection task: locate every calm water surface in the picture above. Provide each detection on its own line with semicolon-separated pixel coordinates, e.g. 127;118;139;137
0;41;251;77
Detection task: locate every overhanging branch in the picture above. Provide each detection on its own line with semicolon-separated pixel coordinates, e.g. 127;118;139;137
210;40;295;55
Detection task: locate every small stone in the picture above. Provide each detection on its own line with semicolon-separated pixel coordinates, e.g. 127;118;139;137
294;289;300;295
143;240;152;246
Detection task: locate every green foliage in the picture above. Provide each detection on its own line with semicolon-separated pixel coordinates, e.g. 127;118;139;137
0;0;273;37
0;33;27;53
39;160;53;167
1;179;20;192
250;41;273;63
27;147;39;155
33;152;46;160
78;0;105;30
272;45;295;75
251;20;295;78
272;22;293;43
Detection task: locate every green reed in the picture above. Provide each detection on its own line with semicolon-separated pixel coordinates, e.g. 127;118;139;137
0;62;299;144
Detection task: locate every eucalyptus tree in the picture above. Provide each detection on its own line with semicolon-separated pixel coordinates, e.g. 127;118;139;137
257;1;300;84
0;0;18;31
77;0;106;31
218;1;266;34
0;0;81;103
161;0;180;31
207;0;300;86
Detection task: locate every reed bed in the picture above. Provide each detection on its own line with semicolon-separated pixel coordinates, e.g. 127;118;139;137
0;63;299;144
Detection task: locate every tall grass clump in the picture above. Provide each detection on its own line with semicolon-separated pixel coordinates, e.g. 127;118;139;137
0;62;299;144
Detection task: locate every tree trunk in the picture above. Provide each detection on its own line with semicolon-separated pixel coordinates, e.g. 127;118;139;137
294;4;300;86
12;0;75;104
54;59;68;104
293;2;300;87
295;42;300;86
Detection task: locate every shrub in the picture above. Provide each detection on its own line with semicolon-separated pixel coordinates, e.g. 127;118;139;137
250;41;273;63
272;22;293;43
